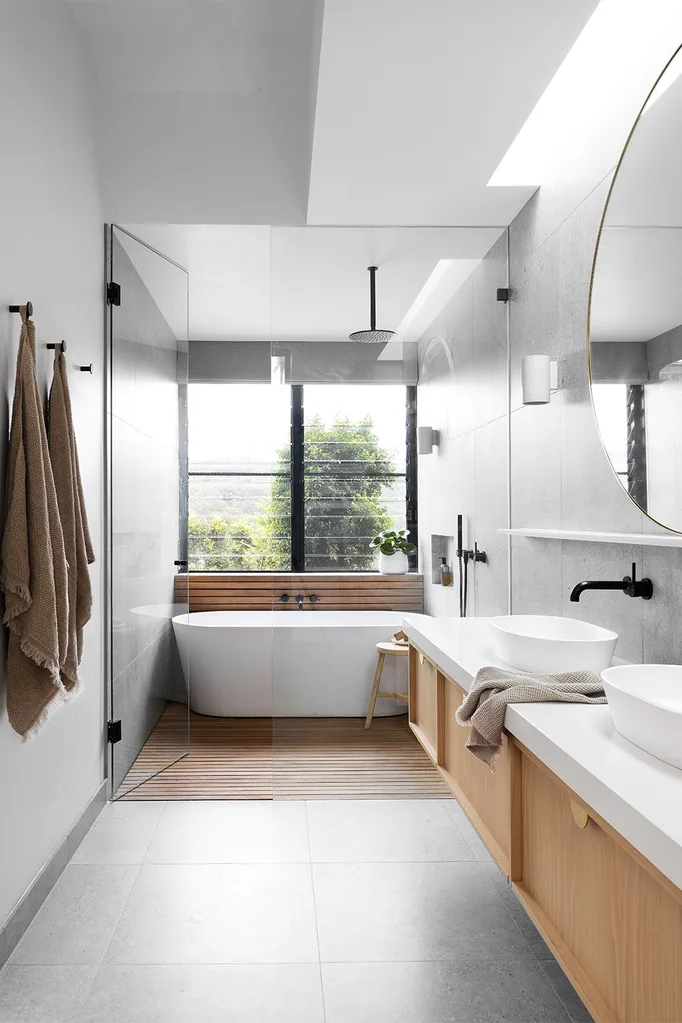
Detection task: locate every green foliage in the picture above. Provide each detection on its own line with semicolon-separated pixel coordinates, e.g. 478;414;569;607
369;528;417;557
187;515;289;572
188;412;399;572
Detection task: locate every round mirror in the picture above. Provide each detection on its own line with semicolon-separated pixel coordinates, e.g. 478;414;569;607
589;45;682;533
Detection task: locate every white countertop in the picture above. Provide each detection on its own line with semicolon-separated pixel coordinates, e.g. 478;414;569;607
402;614;682;892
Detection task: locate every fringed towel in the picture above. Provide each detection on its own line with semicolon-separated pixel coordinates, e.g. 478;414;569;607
48;348;94;689
456;665;607;771
0;307;70;739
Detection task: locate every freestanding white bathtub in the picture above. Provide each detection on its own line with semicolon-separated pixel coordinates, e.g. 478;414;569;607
172;610;410;718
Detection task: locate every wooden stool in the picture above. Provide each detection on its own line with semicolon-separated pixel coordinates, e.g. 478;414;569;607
364;641;409;729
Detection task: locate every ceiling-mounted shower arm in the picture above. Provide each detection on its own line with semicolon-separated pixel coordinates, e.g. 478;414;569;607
349;265;396;343
368;265;377;331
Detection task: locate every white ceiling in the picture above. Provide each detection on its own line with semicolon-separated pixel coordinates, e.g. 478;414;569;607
67;0;611;343
306;0;599;225
122;224;501;341
68;0;323;224
68;0;598;227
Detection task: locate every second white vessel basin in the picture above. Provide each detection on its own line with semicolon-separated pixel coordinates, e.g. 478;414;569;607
489;615;618;673
602;665;682;770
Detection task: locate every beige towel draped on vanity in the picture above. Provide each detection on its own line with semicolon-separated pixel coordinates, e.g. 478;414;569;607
0;307;70;739
456;665;607;771
48;347;94;690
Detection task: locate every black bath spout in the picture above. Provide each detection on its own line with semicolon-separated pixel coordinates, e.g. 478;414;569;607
295;594;305;610
570;563;653;602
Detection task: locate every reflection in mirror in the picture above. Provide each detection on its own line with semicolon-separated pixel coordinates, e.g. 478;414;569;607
590;45;682;531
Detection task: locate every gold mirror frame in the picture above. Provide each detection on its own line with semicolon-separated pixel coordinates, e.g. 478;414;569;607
587;42;682;535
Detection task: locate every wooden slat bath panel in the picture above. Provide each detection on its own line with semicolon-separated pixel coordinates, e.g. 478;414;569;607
118;704;450;801
173;572;424;612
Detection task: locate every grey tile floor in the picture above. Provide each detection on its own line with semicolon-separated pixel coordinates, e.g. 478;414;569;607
0;799;593;1023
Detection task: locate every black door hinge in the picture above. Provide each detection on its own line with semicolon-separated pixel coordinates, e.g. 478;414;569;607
108;719;122;744
107;281;121;306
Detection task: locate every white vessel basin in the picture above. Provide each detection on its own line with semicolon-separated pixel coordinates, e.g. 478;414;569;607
489;615;618;673
602;665;682;769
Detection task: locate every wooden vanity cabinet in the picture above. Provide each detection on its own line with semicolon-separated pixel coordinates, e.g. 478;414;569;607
408;644;515;874
408;645;439;763
407;640;682;1023
513;746;682;1023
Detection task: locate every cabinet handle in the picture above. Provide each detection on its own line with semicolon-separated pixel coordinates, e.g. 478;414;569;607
570;800;590;829
419;652;425;664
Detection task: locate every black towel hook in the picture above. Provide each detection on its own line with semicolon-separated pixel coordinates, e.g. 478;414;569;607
79;364;93;374
9;301;33;319
47;341;66;354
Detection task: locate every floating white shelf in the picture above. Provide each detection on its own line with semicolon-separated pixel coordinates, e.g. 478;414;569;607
498;527;682;548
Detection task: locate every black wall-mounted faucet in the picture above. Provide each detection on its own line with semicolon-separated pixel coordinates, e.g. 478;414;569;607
570;562;653;602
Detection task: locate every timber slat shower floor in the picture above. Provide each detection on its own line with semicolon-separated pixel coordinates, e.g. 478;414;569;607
118;703;451;800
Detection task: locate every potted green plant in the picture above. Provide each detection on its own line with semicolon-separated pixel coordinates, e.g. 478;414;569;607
369;529;417;575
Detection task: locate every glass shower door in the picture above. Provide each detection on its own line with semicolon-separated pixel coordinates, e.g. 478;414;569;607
107;225;190;797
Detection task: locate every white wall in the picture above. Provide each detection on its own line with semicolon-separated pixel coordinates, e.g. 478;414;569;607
0;1;105;925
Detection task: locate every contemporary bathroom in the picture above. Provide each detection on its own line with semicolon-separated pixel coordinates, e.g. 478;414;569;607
1;2;682;1021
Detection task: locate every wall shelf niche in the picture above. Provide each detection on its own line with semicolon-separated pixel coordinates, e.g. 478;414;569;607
499;527;682;548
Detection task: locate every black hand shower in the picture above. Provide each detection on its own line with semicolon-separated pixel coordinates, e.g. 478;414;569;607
457;515;468;618
457;514;487;618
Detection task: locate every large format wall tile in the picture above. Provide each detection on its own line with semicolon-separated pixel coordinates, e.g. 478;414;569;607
510;401;561;530
420;164;665;664
642;546;682;664
472;232;508;429
560;542;644;664
511;539;563;616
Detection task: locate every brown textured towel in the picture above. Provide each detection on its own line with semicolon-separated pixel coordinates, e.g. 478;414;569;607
456;665;607;770
48;348;94;688
0;308;70;739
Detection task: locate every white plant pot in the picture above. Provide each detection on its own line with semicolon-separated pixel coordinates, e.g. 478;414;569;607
378;551;409;575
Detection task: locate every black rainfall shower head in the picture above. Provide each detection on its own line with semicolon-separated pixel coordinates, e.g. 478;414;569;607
349;266;396;344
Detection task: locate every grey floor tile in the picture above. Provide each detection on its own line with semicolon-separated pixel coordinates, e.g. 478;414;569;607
145;800;309;864
8;866;138;966
442;802;494;862
0;965;97;1023
105;863;319;964
306;799;474;863
72;802;166;865
78;964;325;1022
479;862;554;961
313;862;529;962
540;961;594;1023
322;958;571;1023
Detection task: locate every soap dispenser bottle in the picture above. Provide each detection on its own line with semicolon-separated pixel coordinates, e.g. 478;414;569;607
440;557;453;587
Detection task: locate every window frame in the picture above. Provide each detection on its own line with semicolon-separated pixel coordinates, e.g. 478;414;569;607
186;383;418;573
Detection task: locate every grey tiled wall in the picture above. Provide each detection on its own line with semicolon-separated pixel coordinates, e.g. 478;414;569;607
417;233;509;619
418;178;682;665
110;235;186;792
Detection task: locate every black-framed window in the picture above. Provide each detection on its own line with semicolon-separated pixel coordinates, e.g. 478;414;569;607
187;382;417;572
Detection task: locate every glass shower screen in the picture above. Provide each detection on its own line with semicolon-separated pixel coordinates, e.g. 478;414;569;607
107;225;190;798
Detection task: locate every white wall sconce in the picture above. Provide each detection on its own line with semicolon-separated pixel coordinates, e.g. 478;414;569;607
417;426;440;454
522;355;559;405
